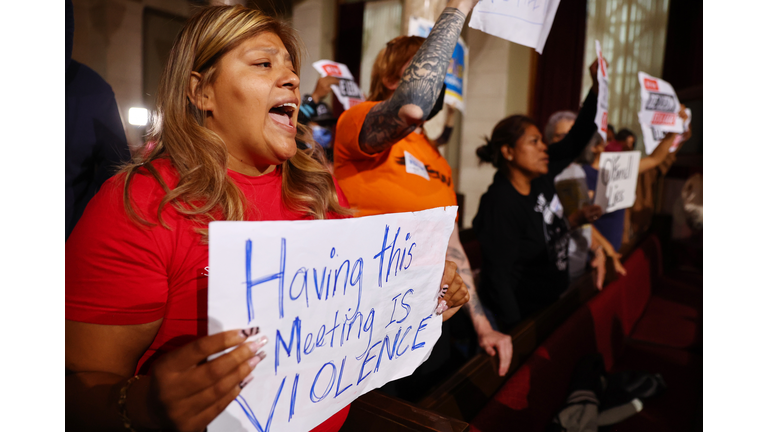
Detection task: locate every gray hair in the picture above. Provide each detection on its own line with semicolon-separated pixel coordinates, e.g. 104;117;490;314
545;110;577;144
575;131;605;165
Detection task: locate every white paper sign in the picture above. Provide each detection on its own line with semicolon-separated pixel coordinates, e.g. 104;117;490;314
208;207;457;432
637;71;684;134
468;0;561;54
639;108;691;154
594;151;641;213
312;60;365;111
594;40;609;141
408;16;468;113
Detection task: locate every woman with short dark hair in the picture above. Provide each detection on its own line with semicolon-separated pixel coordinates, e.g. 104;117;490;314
473;61;600;331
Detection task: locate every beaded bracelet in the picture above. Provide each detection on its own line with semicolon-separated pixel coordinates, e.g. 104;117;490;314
118;375;142;432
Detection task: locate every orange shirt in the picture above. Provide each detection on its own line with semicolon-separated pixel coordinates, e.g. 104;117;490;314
333;101;457;217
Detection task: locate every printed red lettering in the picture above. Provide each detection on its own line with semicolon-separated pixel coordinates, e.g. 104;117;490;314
651;112;675;125
322;64;343;77
600;56;607;77
644;78;659;91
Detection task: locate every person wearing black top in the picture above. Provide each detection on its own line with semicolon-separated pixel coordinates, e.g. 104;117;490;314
66;0;131;239
472;60;601;331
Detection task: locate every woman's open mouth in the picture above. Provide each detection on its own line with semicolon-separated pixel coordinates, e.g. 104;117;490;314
268;102;297;131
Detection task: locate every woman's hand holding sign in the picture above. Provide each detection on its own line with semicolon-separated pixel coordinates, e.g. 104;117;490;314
137;328;268;432
65;321;269;432
437;260;470;322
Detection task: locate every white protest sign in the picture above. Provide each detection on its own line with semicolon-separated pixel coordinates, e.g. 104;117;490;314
594;151;641;213
312;60;365;111
637;72;684;134
408;16;469;113
468;0;561;54
594;40;609;141
639;108;691;154
207;207;457;432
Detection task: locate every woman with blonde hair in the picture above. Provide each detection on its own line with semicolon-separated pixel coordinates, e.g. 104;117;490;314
65;5;468;431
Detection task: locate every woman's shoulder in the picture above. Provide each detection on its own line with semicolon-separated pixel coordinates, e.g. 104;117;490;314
337;101;380;125
96;158;181;223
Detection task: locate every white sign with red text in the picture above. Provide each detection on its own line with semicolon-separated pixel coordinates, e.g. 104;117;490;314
312;60;364;111
639;108;691;154
637;72;684;134
594;40;609;142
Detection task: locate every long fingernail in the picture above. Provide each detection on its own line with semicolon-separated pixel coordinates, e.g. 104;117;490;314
440;284;449;298
247;336;268;354
239;374;254;389
435;299;448;315
239;327;260;339
248;351;266;368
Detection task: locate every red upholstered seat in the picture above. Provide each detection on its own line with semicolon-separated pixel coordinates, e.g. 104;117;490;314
630;296;702;349
470;235;702;432
469;308;597;432
606;342;703;432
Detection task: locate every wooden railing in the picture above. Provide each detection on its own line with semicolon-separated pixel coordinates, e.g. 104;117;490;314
339;390;469;432
415;271;598;421
339;226;608;429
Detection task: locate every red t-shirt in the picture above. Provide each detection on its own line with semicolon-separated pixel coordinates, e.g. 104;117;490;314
66;158;349;431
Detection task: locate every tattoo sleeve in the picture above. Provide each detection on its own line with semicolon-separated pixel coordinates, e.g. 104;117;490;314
447;245;488;321
358;7;467;154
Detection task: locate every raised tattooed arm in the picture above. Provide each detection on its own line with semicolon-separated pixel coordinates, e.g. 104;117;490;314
446;223;513;376
358;5;468;154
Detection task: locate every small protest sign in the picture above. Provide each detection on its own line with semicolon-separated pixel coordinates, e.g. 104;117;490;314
639;108;691;154
312;60;364;111
594;40;609;142
468;0;560;54
207;207;457;432
408;16;468;113
637;72;684;134
594;151;641;213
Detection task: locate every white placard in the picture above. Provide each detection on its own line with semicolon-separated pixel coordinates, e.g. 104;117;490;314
208;207;457;432
637;71;684;134
594;40;609;141
468;0;561;54
639;108;692;154
312;60;364;111
593;151;641;213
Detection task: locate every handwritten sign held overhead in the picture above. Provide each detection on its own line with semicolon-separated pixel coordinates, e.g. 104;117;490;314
594;151;640;214
312;60;365;111
207;207;457;432
468;0;561;54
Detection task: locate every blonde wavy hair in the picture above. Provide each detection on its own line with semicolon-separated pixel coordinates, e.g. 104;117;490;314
122;5;349;240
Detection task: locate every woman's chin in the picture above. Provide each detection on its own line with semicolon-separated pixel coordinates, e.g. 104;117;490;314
274;145;298;163
265;139;298;163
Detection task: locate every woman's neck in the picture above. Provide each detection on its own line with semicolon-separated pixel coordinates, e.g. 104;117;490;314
227;154;276;177
507;168;533;196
